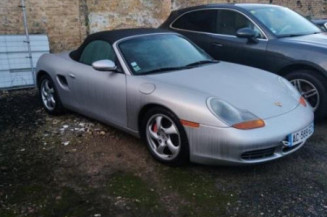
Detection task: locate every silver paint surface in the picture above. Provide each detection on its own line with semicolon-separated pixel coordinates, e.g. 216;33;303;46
35;33;314;165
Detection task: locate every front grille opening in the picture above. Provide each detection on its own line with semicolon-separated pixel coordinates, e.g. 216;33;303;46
241;147;276;160
282;143;301;153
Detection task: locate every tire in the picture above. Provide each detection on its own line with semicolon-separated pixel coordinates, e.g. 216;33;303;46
38;74;64;115
141;107;189;166
285;70;327;121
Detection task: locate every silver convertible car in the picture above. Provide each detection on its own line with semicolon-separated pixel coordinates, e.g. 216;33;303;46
36;29;314;165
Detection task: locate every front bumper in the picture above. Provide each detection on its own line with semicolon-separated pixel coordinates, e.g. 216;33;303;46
185;104;314;165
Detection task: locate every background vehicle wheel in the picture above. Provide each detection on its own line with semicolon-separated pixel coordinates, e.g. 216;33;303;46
285;70;327;120
38;74;64;115
141;107;189;165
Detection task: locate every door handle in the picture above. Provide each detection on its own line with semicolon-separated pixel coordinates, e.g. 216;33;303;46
69;73;76;79
213;42;223;47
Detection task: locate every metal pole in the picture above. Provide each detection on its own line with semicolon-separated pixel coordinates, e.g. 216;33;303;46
20;0;36;86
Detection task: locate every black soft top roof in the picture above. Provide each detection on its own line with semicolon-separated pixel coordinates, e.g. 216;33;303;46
70;28;172;61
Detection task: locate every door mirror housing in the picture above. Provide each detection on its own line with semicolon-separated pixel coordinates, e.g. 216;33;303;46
92;60;117;71
236;28;258;43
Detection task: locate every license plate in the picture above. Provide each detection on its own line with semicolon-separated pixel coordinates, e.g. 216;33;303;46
287;123;314;147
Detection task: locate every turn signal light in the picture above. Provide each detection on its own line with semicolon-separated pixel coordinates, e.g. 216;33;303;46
181;120;200;128
299;97;307;107
232;119;265;130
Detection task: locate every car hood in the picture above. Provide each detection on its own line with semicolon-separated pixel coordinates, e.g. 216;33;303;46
279;32;327;48
147;62;299;120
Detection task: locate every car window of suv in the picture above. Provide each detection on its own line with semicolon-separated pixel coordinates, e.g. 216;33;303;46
216;10;264;38
172;10;217;33
79;40;116;66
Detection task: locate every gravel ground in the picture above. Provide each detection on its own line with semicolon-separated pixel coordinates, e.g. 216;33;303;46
0;89;326;217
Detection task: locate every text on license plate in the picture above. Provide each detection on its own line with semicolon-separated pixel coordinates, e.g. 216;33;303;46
287;123;314;147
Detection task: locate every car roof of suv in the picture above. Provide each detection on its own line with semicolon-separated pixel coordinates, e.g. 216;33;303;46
170;3;282;14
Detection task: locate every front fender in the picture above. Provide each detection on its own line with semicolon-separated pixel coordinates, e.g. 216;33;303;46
126;76;227;133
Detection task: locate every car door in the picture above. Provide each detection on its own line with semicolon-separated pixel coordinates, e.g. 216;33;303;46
171;9;268;70
68;40;127;127
212;9;268;70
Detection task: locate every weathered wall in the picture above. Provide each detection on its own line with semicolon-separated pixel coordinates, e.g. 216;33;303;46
87;0;171;33
1;0;326;52
0;0;86;52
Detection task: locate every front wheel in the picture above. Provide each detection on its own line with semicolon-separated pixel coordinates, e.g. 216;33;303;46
38;74;64;115
141;107;189;165
285;70;327;120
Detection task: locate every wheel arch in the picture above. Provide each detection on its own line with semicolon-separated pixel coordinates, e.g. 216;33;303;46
278;63;327;79
137;103;178;136
36;70;49;87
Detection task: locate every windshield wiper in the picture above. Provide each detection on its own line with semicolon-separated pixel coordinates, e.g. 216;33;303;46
140;59;219;75
277;33;309;38
185;59;219;68
141;66;189;74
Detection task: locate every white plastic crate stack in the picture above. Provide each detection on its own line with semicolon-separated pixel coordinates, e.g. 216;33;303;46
0;34;49;89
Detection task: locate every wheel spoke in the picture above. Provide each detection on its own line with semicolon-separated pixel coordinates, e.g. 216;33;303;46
156;116;163;129
166;138;179;155
50;96;56;105
45;81;50;92
42;87;48;97
296;80;303;93
303;89;318;99
46;98;52;108
157;142;166;154
292;80;302;93
162;124;178;135
148;125;159;140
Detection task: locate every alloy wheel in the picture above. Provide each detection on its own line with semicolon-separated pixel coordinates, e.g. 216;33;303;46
291;79;320;111
146;114;181;160
41;79;56;111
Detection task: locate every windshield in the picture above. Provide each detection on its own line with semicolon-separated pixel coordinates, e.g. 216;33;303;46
119;34;214;75
248;7;320;37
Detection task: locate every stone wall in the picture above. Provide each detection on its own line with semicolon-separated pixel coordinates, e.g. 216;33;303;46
1;0;326;52
87;0;171;33
0;0;86;52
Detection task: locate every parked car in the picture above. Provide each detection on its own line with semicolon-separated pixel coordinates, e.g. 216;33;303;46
161;3;327;120
36;29;314;165
312;18;327;31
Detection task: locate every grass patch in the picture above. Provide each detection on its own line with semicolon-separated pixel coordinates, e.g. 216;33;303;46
40;187;90;217
159;167;233;217
106;172;167;217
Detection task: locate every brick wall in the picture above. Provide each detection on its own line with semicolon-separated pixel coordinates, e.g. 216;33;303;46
1;0;326;52
0;0;86;52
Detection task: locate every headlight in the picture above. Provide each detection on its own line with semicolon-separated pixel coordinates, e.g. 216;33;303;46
278;77;307;107
207;98;265;130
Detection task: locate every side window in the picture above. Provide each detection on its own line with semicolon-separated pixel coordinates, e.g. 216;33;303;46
217;10;264;38
172;10;217;33
79;40;116;65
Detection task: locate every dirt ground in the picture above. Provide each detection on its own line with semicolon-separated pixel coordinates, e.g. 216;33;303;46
0;89;326;217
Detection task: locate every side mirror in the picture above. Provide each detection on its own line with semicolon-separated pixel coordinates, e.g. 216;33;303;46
92;60;117;71
236;28;258;43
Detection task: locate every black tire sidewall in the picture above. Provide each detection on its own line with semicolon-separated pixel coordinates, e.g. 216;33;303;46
38;74;63;115
141;107;190;166
285;70;327;120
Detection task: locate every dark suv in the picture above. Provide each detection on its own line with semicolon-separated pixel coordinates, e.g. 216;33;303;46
161;3;327;120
